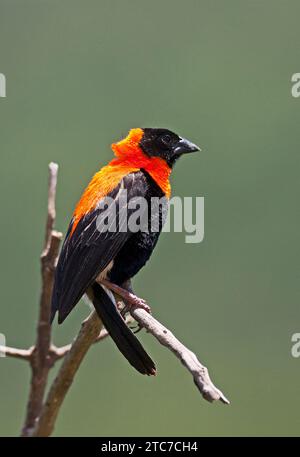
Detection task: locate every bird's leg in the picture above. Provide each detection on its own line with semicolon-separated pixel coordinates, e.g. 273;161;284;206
119;280;147;334
99;278;151;314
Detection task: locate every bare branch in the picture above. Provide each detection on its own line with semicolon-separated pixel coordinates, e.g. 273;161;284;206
50;327;110;361
37;230;62;364
44;162;59;249
0;326;111;363
0;345;33;361
21;163;63;437
48;313;134;361
32;312;103;437
0;306;130;365
131;308;229;404
102;280;230;405
32;277;228;436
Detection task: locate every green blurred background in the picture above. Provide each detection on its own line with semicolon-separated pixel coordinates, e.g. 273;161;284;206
0;0;299;437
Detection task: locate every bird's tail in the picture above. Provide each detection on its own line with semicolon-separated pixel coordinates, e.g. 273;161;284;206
91;282;156;376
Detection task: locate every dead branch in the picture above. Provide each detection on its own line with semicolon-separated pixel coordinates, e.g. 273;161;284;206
21;163;63;437
33;288;229;436
49;326;110;361
131;308;229;404
101;279;229;405
32;312;103;437
31;282;229;437
0;345;33;361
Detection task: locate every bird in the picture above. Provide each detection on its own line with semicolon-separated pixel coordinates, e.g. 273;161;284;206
51;128;199;375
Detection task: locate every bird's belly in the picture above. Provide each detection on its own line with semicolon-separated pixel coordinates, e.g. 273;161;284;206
108;231;160;286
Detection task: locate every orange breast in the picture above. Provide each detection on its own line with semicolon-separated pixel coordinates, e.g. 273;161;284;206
71;128;171;236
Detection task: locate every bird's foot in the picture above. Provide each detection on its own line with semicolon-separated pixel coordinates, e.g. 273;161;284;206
127;296;151;314
100;278;152;314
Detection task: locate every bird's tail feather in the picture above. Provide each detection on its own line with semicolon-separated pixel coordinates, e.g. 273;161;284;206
91;283;156;376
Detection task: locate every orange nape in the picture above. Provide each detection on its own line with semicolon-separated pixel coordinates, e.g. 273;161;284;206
70;128;171;236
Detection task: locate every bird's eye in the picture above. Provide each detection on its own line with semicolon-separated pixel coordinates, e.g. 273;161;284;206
161;134;171;145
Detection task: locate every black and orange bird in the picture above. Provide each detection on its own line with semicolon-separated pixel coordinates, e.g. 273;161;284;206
51;128;199;375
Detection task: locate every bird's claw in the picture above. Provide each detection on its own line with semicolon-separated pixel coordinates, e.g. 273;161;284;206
131;297;151;314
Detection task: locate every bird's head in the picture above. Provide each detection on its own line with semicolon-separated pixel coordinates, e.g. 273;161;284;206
140;128;200;167
112;128;200;168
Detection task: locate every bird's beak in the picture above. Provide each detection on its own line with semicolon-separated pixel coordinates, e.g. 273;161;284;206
173;137;201;156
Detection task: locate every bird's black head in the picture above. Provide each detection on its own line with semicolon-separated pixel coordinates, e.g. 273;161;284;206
139;128;200;167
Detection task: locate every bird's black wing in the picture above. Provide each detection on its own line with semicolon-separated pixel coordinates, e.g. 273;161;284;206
51;171;149;324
